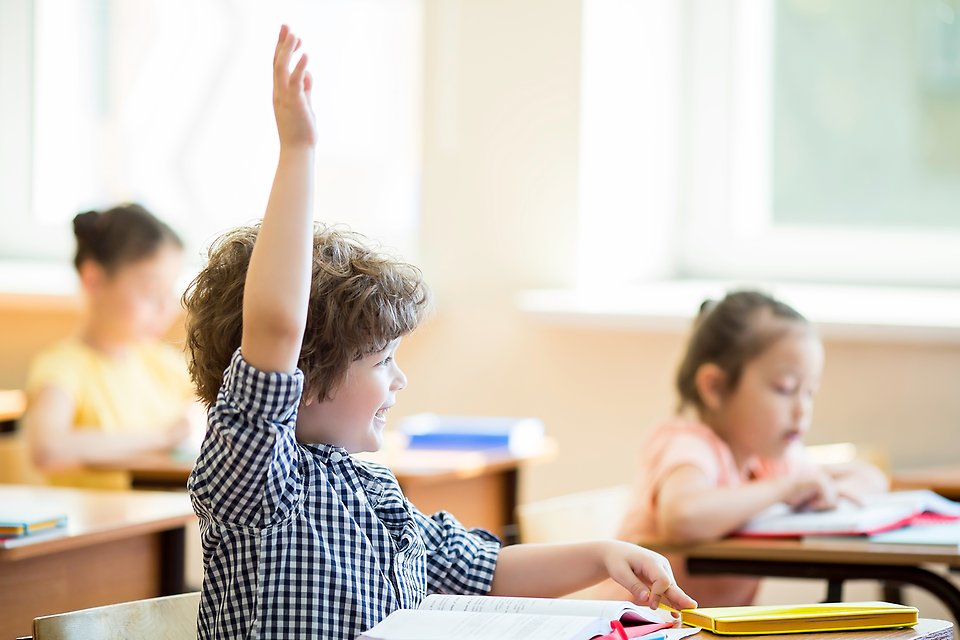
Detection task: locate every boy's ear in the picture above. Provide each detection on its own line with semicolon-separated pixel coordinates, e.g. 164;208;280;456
695;363;728;412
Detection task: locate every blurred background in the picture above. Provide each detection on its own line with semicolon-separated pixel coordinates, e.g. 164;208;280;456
2;0;960;505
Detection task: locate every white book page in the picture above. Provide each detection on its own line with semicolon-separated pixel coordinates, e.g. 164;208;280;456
663;627;703;640
866;490;960;517
358;609;605;640
419;595;669;624
739;501;916;535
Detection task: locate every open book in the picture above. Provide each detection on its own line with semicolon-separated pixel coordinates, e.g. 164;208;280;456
681;601;918;635
736;490;960;538
358;595;688;640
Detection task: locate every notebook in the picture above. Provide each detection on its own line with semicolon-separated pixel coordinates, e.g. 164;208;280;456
0;508;68;538
395;413;545;454
357;594;692;640
680;601;918;635
804;520;960;547
869;521;960;546
736;490;960;538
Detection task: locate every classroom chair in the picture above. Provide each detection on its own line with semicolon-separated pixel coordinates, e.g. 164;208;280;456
517;484;631;544
31;592;200;640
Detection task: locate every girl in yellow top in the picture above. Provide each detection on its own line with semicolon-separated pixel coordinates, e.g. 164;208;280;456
24;204;200;488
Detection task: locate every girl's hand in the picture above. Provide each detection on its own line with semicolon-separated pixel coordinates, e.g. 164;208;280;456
601;541;698;613
273;24;317;149
784;469;839;511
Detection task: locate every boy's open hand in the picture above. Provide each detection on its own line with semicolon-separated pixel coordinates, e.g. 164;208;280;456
273;24;317;148
603;542;698;614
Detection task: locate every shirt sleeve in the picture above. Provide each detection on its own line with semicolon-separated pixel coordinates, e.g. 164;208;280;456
188;349;304;529
411;506;502;596
25;347;81;401
646;430;725;490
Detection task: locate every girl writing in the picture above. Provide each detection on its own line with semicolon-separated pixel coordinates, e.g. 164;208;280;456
24;204;200;488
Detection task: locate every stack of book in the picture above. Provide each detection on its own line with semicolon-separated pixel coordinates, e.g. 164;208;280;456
358;596;923;639
0;508;68;542
395;414;546;455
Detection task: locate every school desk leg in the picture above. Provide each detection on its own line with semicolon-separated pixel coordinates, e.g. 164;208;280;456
825;579;843;602
160;526;187;594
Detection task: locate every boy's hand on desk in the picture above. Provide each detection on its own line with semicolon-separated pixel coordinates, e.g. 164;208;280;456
273;24;317;149
601;541;697;613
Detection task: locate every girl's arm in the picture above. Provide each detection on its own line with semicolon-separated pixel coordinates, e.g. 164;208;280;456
654;464;837;543
489;540;697;611
24;386;188;470
240;25;317;374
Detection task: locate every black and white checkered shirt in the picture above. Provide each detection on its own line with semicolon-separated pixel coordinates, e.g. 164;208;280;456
188;350;501;639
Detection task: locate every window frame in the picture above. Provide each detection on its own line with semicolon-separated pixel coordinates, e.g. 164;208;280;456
678;0;960;286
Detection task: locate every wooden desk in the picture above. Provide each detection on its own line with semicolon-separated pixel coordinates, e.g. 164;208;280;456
893;466;960;501
644;537;960;624
93;440;555;540
0;485;196;639
686;618;952;640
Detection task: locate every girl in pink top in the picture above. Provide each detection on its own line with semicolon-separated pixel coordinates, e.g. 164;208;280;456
613;291;888;607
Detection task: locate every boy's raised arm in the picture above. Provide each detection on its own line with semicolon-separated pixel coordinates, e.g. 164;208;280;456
241;25;317;374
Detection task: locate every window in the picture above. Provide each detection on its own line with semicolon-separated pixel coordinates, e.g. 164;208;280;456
681;0;960;286
579;0;960;287
0;0;422;266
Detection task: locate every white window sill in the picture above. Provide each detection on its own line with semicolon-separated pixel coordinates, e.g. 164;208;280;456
518;280;960;344
0;260;197;312
0;261;81;310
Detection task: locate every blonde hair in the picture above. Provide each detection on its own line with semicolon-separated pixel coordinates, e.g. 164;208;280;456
183;224;430;406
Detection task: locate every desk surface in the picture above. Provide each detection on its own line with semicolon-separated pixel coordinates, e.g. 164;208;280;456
893;466;960;501
88;439;554;539
643;536;960;625
686;619;952;640
644;535;960;568
0;484;195;562
91;437;557;487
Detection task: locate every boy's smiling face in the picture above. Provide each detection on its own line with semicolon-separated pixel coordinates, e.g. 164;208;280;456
295;338;407;452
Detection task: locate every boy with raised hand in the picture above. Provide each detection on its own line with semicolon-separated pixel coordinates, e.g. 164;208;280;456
184;24;696;640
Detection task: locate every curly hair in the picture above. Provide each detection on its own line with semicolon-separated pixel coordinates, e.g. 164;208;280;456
183;223;430;406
